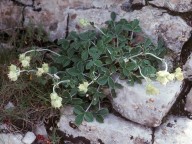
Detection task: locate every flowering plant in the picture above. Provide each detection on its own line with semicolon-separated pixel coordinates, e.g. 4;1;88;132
8;12;184;125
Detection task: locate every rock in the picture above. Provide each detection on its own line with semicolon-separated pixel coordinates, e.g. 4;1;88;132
0;133;23;144
58;106;152;144
111;79;182;127
34;123;48;138
185;88;192;113
122;6;192;54
24;1;69;41
149;0;192;12
183;53;192;80
0;0;23;31
22;132;36;144
154;116;192;144
4;101;15;109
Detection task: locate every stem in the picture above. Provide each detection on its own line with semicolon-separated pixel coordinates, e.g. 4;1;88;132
145;52;168;71
85;101;92;112
124;52;143;62
24;48;61;56
52;80;70;93
138;66;148;82
94;25;106;36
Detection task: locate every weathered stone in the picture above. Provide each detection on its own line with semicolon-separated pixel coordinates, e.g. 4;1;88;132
122;6;192;53
154;116;192;144
149;0;192;12
0;0;23;30
24;1;69;41
185;88;192;113
111;79;182;127
34;123;48;138
183;53;192;80
58;106;152;144
0;133;23;144
22;131;36;144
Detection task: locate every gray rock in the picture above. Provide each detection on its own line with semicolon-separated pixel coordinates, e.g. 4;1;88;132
111;79;182;127
122;6;192;54
34;123;48;138
185;88;192;113
0;0;23;30
0;133;23;144
154;116;192;144
4;101;15;109
183;53;192;80
58;106;152;144
149;0;192;12
22;132;36;144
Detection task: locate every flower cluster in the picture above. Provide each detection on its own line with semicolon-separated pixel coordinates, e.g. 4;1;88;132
146;84;159;95
156;67;184;85
78;82;89;93
50;92;62;108
19;54;31;68
36;63;49;77
7;64;20;81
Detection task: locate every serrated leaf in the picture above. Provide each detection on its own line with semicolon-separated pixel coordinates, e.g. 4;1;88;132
114;83;123;89
73;105;85;115
75;114;84;126
49;66;58;74
98;108;109;117
84;112;94;122
108;77;115;88
57;39;69;50
95;114;104;123
77;61;84;72
97;75;108;85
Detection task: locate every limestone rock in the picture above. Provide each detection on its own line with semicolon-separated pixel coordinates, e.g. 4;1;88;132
122;6;192;54
111;79;182;127
185;88;192;113
0;133;23;144
58;106;152;144
149;0;192;12
0;0;23;30
22;132;36;144
183;53;192;80
154;116;192;144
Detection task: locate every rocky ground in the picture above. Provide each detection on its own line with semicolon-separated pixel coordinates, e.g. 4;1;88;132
1;0;192;144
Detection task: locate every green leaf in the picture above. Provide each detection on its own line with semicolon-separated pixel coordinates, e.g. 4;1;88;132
57;39;69;50
94;60;102;67
126;61;137;71
111;89;117;98
49;66;58;74
81;50;88;60
108;77;115;88
114;83;123;89
98;108;109;117
71;98;83;105
67;68;80;76
111;12;116;21
97;75;109;85
86;60;94;70
77;61;84;72
73;105;85;115
75;114;84;126
95;114;104;123
84;112;94;122
89;47;101;59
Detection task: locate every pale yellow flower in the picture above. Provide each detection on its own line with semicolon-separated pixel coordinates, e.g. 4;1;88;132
167;73;175;81
78;82;89;93
79;18;90;27
146;84;159;95
174;67;184;81
42;63;49;73
36;68;44;77
19;54;31;68
156;71;170;85
50;92;62;108
8;64;20;81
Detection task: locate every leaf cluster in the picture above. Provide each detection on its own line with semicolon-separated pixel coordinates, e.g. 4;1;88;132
52;12;166;125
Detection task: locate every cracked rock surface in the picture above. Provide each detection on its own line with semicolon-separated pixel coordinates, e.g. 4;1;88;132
154;116;192;144
0;133;23;144
111;79;182;127
58;106;152;144
149;0;192;12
